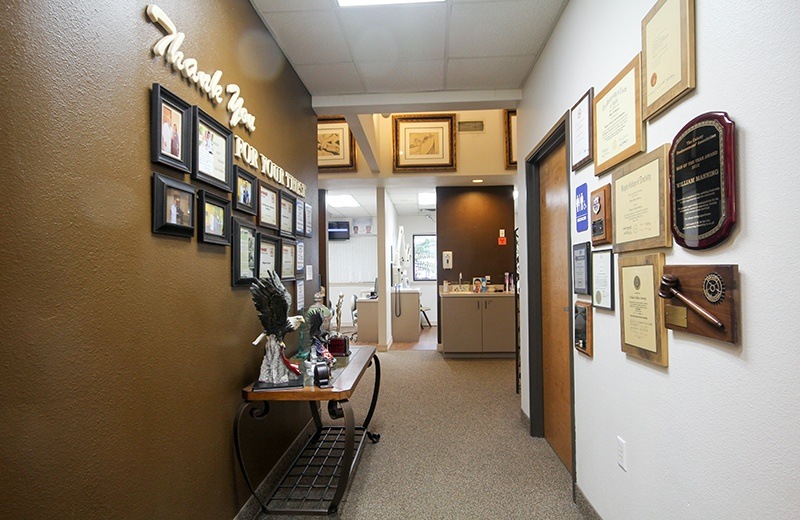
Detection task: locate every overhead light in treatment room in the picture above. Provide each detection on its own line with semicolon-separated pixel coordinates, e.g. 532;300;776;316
338;0;444;6
327;194;360;208
418;192;436;206
472;179;484;184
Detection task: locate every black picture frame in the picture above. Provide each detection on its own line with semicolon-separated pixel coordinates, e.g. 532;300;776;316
304;202;313;237
152;172;195;237
232;166;257;216
192;107;233;192
280;239;297;280
231;216;258;286
295;199;305;236
256;232;281;279
197;190;231;246
279;190;296;238
150;84;193;174
257;181;279;231
573;241;592;295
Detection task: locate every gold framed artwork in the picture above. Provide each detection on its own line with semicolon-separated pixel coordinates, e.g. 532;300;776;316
642;0;696;120
593;55;645;175
618;252;668;367
317;117;356;172
504;109;517;170
612;144;672;253
392;114;456;172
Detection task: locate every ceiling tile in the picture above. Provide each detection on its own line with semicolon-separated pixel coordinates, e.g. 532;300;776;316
359;60;445;93
251;0;333;12
295;62;365;95
261;10;352;65
446;56;533;90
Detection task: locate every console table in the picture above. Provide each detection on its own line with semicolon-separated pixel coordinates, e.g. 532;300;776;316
234;346;381;516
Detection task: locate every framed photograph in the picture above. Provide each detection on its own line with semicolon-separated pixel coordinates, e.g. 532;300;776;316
296;241;305;274
192;107;233;192
504;109;517;170
232;166;257;216
295;199;305;236
593;55;645;175
152;173;195;237
642;0;696;120
231;217;257;287
570;88;594;171
574;301;593;357
592;249;615;310
296;279;305;311
573;242;592;295
612;144;672;253
317;116;356;172
256;232;280;279
304;202;313;237
257;182;279;231
280;240;297;280
150;84;193;174
392;114;456;172
197;190;231;245
618;252;668;366
279;191;296;238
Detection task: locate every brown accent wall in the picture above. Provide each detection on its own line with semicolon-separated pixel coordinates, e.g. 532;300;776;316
0;1;317;518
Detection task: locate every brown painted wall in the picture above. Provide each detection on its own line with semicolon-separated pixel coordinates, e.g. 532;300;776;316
0;1;318;518
436;186;516;286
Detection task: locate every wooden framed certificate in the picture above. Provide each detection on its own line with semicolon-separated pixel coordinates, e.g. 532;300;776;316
642;0;696;120
618;252;668;367
591;249;614;310
570;88;594;171
594;55;645;175
612;144;672;253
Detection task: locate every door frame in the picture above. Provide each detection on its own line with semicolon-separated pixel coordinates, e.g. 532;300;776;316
525;113;576;476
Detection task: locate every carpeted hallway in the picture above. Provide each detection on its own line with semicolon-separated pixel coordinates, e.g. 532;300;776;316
327;349;586;519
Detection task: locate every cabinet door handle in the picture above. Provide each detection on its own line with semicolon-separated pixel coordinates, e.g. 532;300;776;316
476;301;480;310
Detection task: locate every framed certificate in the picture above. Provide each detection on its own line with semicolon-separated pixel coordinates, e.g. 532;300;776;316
280;240;296;280
256;233;280;279
295;199;305;236
592;249;614;310
279;190;296;238
642;0;696;120
594;55;645;175
612;144;672;253
570;88;593;171
573;242;591;295
618;252;668;367
257;182;278;231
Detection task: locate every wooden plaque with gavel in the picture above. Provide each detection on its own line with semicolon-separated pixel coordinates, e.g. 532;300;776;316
659;264;739;344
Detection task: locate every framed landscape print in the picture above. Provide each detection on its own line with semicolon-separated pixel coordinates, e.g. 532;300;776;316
197;190;231;246
257;181;278;231
232;166;257;216
295;199;305;236
256;232;280;279
280;240;296;280
618;252;668;366
317;117;356;172
504;109;517;170
231;217;257;286
152;173;195;238
304;202;313;237
192;107;233;192
392;114;456;172
150;84;192;173
279;191;296;238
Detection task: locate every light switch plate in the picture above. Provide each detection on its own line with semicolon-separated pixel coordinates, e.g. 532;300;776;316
442;251;453;269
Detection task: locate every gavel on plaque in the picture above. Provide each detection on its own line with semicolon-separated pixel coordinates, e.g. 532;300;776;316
658;274;724;329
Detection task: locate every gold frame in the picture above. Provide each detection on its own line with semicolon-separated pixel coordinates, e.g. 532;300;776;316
317;116;356;172
642;0;696;120
618;252;668;367
593;55;645;175
612;144;672;253
574;301;594;357
504;109;517;170
392;113;456;172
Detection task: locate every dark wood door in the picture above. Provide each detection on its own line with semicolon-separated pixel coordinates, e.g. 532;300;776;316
539;140;572;472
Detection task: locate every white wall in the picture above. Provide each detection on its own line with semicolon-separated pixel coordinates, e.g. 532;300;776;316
377;188;398;349
397;214;438;324
517;1;800;518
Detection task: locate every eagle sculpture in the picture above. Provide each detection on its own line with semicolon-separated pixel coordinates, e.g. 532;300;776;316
250;271;304;385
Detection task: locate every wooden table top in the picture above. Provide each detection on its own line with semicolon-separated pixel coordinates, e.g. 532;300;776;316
242;346;376;402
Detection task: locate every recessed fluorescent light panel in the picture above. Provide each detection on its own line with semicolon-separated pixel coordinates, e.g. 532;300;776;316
338;0;444;7
327;194;360;208
418;192;436;206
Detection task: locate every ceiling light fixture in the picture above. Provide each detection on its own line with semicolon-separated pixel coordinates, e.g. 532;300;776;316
327;194;360;208
338;0;444;7
472;179;484;184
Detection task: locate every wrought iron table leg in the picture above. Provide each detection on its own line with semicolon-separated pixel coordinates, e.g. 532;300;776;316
363;354;381;443
233;401;270;516
327;399;355;515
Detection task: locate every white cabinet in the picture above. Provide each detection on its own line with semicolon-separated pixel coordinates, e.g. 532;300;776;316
441;295;515;354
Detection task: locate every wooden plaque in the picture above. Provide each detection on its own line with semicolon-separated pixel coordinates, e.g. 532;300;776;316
574;301;593;357
661;264;739;344
591;184;612;246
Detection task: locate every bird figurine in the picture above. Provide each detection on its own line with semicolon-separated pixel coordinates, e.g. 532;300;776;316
250;271;304;386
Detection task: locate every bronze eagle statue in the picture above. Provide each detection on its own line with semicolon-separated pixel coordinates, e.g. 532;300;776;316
250;271;304;385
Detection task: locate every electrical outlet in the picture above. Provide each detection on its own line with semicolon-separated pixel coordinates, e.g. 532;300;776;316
617;436;627;471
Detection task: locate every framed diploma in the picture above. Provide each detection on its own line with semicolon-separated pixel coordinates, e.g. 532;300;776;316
573;242;591;295
279;191;296;238
295;199;305;236
570;88;594;171
280;240;296;280
594;55;645;175
296;241;305;274
642;0;696;120
304;202;313;237
296;279;305;311
618;252;668;366
592;249;614;310
256;232;280;279
257;182;278;231
612;144;672;253
574;301;593;357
